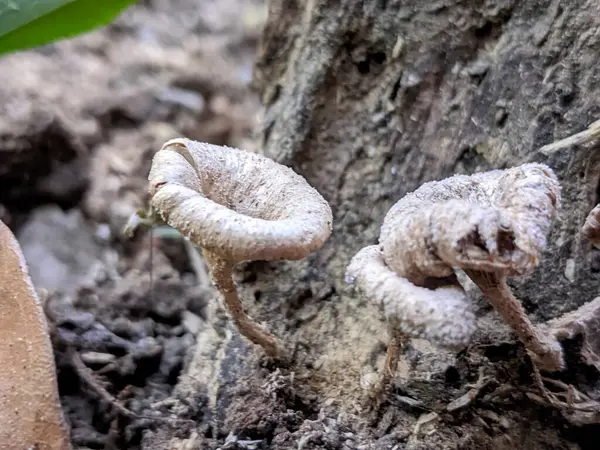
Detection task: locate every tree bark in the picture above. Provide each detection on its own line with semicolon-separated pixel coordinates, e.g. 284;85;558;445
150;1;600;448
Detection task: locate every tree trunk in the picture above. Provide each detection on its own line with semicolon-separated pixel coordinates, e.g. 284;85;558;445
149;1;600;448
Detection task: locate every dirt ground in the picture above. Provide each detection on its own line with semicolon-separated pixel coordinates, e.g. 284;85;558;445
2;1;600;449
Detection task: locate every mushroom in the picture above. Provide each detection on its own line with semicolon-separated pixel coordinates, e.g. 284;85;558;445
347;163;564;382
582;204;600;247
147;138;333;358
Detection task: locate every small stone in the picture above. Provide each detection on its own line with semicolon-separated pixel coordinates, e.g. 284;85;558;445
132;336;163;360
80;351;116;366
182;311;203;335
464;60;489;77
401;71;422;87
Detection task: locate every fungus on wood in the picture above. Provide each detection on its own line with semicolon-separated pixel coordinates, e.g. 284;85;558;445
346;245;477;386
347;163;564;383
147;138;333;358
0;219;72;450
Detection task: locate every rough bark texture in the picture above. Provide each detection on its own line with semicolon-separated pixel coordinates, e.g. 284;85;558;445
253;0;600;322
150;0;600;448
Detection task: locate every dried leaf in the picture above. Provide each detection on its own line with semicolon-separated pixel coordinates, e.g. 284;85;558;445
0;219;71;450
148;138;333;262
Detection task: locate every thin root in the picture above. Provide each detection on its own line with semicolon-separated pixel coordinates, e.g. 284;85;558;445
529;359;600;414
71;351;193;425
465;269;564;372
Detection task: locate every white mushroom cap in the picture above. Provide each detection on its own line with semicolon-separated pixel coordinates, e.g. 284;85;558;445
148;138;333;262
346;245;476;348
380;163;561;280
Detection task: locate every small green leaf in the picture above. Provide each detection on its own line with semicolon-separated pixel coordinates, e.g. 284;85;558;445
0;0;137;56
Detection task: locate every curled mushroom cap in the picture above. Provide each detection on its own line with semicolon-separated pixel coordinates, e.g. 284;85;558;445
148;138;333;262
346;245;477;348
380;163;560;280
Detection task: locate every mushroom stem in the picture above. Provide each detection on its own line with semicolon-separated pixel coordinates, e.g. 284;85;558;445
465;269;564;372
382;326;407;385
203;250;285;358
